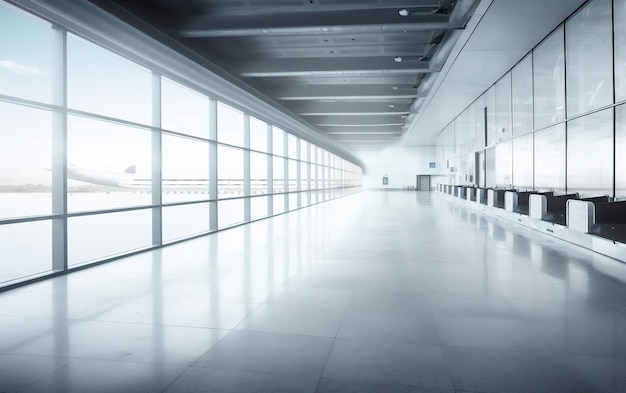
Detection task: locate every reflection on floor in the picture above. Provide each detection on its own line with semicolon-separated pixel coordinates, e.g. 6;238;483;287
1;190;626;393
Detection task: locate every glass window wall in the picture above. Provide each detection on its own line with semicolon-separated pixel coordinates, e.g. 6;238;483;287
67;115;152;211
162;202;210;242
615;0;626;103
0;102;52;219
0;3;52;103
250;152;268;195
0;220;52;284
67;33;152;125
512;54;533;136
68;209;153;266
161;77;210;139
0;3;362;289
250;116;268;152
162;134;209;203
534;123;565;192
217;103;244;147
533;27;565;129
217;145;244;198
617;104;626;196
567;108;613;196
565;0;613;117
495;73;512;142
512;133;533;189
495;140;512;186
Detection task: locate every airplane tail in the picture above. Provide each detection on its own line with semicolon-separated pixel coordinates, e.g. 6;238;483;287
124;165;136;174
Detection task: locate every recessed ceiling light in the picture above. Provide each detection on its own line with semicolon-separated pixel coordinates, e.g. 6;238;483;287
399;9;410;16
389;104;395;108
394;56;403;63
392;86;398;90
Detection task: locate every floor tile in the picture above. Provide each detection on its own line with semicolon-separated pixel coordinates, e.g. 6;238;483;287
196;330;333;377
315;378;455;393
322;338;453;390
163;367;318;393
566;354;626;392
444;345;597;393
82;324;227;365
0;354;69;393
18;358;187;393
434;316;557;353
337;307;439;345
234;303;345;337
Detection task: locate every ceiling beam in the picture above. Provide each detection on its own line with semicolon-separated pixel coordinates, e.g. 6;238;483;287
287;101;411;114
235;57;432;77
272;84;423;99
190;1;444;17
179;10;461;38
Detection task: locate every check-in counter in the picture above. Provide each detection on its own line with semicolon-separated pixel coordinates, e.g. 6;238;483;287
567;196;611;233
458;186;466;199
478;188;488;205
505;191;551;214
489;189;514;209
466;187;476;202
529;193;578;225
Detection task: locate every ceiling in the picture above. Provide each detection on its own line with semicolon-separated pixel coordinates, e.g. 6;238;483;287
87;0;588;151
87;0;480;148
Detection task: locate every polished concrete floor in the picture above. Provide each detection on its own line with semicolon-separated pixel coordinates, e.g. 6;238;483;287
1;191;626;393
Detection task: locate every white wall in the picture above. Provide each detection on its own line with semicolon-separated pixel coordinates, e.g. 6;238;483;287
353;146;443;189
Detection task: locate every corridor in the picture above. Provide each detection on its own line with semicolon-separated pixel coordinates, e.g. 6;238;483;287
1;191;626;392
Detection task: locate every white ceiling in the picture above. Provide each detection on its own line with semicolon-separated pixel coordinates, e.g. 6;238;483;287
401;0;588;146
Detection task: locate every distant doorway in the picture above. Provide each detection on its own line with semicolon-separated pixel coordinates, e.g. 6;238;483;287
416;175;431;191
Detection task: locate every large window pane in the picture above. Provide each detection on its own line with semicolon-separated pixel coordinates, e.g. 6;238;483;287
289;193;299;211
495;73;512;142
615;0;626;102
466;104;477;151
273;156;285;193
300;162;309;191
163;202;210;243
485;147;496;188
217;102;244;147
534;123;565;191
485;87;497;146
218;145;244;199
273;194;285;215
512;134;533;189
251;152;268;195
567;108;613;196
0;102;52;219
0;3;52;103
616;105;626;196
288;159;299;192
273;127;285;156
566;0;613;117
0;220;52;284
251;195;268;221
67;34;151;125
67;115;152;211
162;134;209;203
300;139;309;162
287;133;298;159
455;111;468;155
218;199;244;228
68;209;153;266
161;77;210;139
475;96;486;148
512;54;533;136
250;116;268;152
533;27;565;129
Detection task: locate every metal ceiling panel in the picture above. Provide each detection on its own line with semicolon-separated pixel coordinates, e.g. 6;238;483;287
88;0;480;148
